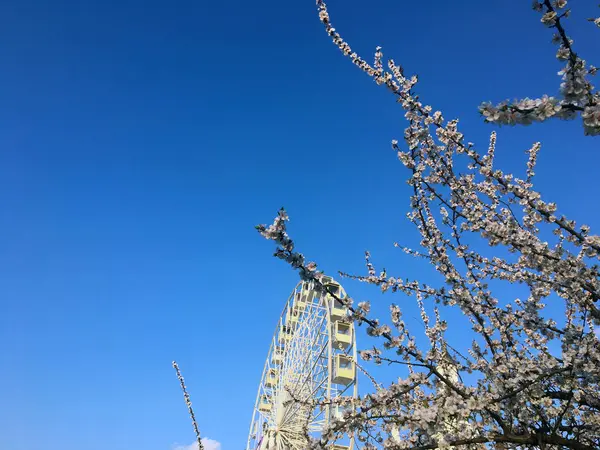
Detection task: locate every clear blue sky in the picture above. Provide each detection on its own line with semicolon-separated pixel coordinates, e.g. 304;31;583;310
1;1;598;449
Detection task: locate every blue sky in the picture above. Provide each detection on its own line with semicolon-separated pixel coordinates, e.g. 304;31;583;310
1;1;599;449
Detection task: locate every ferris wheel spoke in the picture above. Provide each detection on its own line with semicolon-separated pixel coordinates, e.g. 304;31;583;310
334;378;356;398
284;336;327;392
279;360;328;428
286;338;329;394
279;431;305;450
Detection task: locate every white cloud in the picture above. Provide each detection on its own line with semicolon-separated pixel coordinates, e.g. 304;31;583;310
172;438;221;450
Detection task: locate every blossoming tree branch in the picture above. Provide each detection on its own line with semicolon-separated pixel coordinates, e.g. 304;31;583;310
257;1;600;449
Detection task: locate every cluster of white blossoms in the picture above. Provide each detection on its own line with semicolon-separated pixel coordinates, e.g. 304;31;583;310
257;1;600;449
479;1;599;135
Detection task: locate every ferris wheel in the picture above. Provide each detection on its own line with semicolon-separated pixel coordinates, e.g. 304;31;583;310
246;276;358;450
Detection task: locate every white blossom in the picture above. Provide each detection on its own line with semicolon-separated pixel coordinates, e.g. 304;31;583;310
478;1;598;134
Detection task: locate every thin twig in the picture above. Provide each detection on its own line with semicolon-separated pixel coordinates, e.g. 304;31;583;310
172;360;204;450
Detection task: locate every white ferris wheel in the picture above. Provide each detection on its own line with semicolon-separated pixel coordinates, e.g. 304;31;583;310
246;276;358;450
